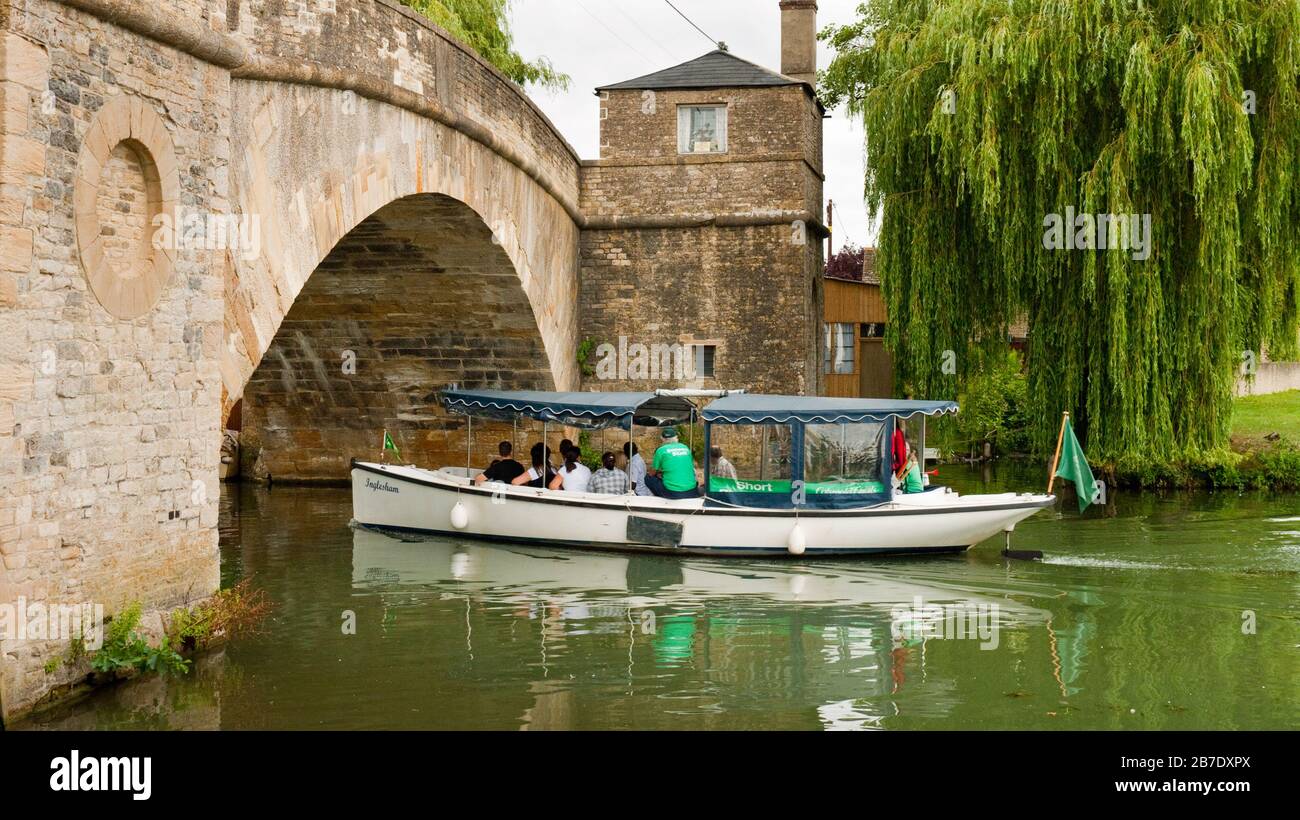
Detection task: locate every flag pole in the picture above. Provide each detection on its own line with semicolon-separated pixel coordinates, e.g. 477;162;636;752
380;428;387;464
1047;412;1069;493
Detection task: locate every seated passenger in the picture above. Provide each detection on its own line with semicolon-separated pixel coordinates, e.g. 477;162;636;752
554;438;575;469
623;442;652;497
709;446;738;480
895;450;925;494
474;440;524;486
550;446;592;492
589;451;631;495
644;427;700;499
513;442;556;488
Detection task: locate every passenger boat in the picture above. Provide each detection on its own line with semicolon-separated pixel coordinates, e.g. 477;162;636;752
350;389;1054;558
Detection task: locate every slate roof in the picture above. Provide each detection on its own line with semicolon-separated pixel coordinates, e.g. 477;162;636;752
596;49;809;93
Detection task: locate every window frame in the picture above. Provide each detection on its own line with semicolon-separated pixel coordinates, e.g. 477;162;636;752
676;104;728;155
823;322;857;375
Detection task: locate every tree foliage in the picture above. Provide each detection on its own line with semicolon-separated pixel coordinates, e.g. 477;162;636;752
820;0;1300;461
826;243;868;278
402;0;569;90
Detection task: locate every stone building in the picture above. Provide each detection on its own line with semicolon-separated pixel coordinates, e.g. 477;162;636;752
578;0;827;396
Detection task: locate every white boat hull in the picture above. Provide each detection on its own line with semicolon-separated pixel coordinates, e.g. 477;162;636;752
351;461;1054;557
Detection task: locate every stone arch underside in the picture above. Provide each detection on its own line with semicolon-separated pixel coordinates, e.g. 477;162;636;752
225;83;582;481
240;193;557;481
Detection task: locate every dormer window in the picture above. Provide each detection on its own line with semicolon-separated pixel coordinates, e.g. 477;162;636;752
678;105;727;154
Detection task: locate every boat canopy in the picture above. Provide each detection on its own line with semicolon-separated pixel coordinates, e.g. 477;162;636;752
439;388;695;429
701;394;959;425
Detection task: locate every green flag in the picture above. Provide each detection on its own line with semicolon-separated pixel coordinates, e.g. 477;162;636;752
382;430;401;460
1054;418;1095;513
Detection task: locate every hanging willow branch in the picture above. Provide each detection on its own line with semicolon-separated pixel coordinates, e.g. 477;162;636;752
821;0;1300;463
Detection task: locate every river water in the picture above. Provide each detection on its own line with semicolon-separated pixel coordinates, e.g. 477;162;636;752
16;465;1300;730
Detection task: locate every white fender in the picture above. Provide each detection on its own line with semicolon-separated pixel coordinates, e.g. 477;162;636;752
450;501;469;530
787;523;806;556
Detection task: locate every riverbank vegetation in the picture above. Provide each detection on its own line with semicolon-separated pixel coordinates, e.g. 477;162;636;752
934;378;1300;490
820;0;1300;466
83;581;272;683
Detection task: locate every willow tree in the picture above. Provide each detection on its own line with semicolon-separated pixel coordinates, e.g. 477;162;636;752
821;0;1300;463
403;0;569;90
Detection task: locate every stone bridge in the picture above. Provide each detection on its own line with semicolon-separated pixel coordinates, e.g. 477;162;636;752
0;0;583;720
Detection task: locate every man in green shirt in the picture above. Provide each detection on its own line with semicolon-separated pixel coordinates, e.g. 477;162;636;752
645;427;700;499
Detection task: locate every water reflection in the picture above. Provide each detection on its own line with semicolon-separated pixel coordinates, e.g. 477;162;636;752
13;475;1299;731
350;528;1064;728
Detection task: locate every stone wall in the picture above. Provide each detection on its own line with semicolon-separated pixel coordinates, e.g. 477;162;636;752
580;224;822;395
0;0;227;721
1236;362;1300;397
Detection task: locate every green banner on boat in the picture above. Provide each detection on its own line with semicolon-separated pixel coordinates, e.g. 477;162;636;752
709;477;886;494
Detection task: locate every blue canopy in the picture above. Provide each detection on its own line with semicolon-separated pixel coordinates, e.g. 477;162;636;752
702;394;959;425
440;389;695;429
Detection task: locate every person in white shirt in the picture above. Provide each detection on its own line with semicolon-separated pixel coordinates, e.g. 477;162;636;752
623;441;651;496
549;446;592;493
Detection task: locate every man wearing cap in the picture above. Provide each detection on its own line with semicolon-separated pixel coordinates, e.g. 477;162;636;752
644;427;700;499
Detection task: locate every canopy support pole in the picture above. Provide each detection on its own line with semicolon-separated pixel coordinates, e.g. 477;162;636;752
702;421;711;495
466;415;473;477
920;416;926;485
689;407;695;456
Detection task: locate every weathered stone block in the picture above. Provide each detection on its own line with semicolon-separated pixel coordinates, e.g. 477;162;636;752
0;33;50;91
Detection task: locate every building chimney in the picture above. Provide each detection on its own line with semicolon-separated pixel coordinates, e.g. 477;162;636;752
779;0;818;86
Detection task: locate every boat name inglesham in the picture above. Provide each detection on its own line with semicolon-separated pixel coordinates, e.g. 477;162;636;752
365;478;400;494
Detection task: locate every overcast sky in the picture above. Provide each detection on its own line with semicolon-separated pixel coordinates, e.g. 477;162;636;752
511;0;875;250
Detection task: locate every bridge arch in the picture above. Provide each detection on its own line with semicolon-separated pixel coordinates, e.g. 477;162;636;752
225;83;581;478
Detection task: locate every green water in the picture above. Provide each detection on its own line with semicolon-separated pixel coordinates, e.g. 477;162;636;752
16;465;1300;729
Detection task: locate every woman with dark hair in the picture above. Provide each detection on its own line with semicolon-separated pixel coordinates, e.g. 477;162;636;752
512;442;556;488
550;445;592;492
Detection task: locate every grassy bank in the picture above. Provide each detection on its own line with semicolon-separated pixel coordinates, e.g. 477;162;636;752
1102;390;1300;491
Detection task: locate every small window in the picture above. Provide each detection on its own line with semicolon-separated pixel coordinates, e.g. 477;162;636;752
677;105;727;154
823;323;856;374
694;344;716;378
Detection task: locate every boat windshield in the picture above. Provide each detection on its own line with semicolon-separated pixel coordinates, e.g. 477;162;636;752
802;423;887;495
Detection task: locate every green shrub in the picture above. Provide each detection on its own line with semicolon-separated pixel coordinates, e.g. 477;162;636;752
91;602;190;677
951;351;1031;456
